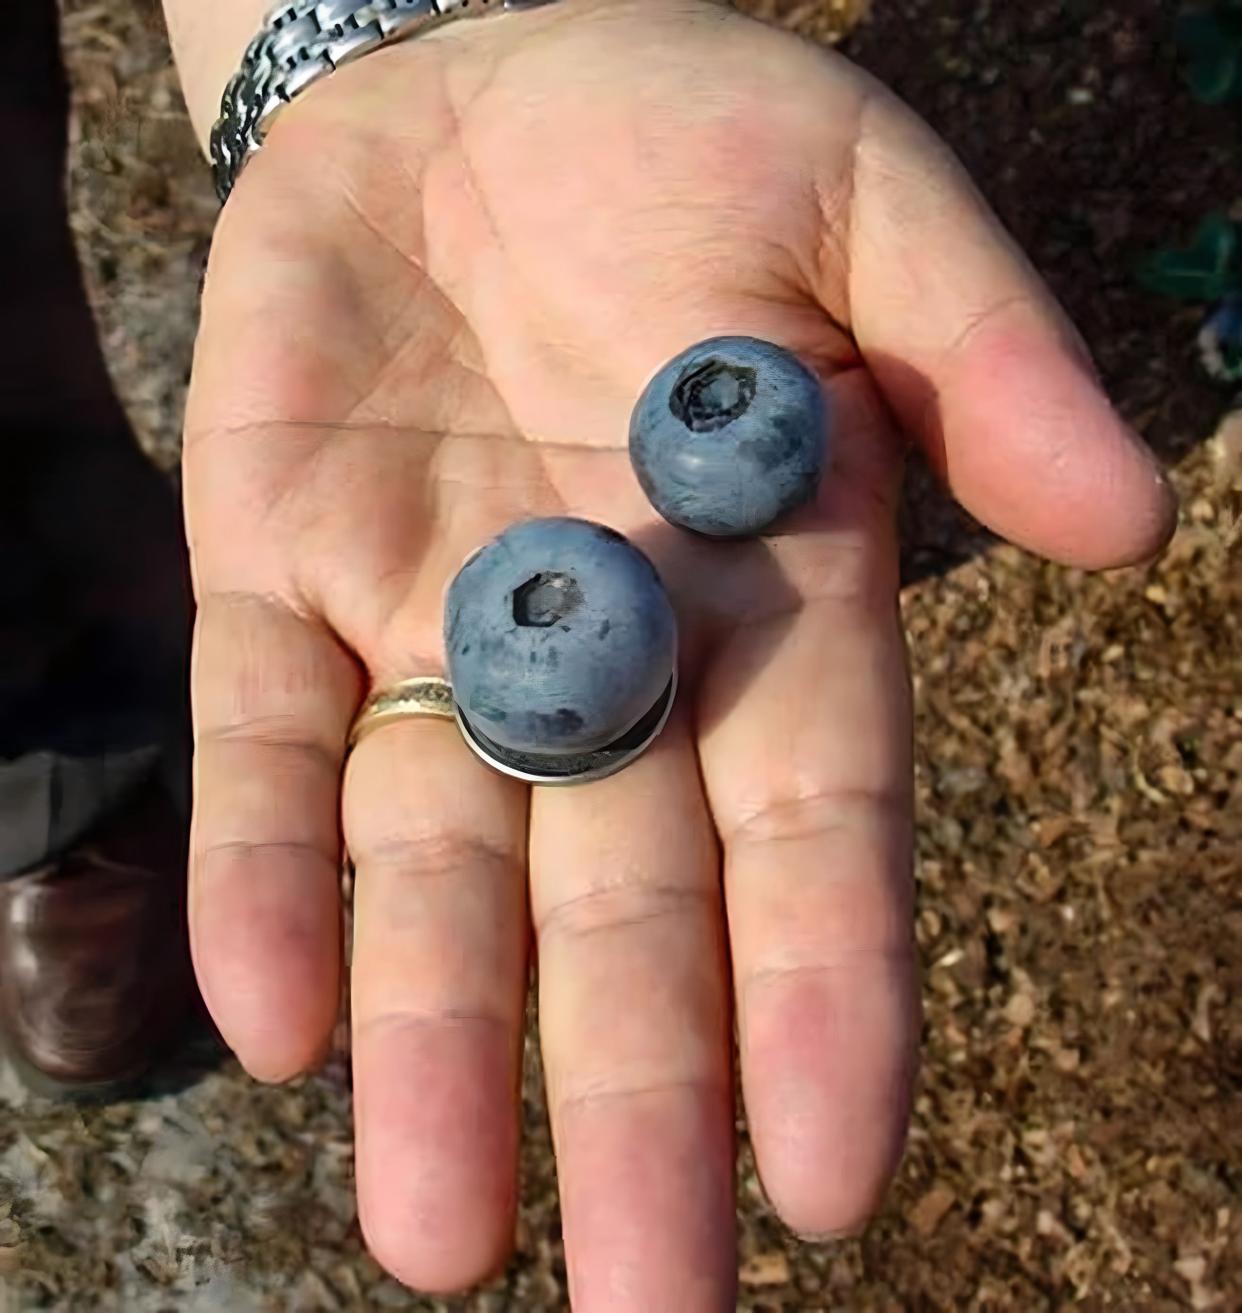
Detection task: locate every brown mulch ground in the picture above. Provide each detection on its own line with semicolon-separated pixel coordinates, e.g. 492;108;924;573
2;1;1238;1309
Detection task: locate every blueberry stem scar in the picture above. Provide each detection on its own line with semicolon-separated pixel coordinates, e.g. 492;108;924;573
513;572;583;627
669;358;758;432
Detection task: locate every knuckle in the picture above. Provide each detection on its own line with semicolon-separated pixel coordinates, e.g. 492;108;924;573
535;882;715;946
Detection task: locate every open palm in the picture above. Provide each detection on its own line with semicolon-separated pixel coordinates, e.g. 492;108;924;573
183;2;1173;1305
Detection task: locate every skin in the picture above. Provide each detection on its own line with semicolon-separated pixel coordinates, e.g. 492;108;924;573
163;0;1177;1306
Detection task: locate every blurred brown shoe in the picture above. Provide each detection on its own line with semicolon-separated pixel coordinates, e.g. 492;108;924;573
0;783;194;1098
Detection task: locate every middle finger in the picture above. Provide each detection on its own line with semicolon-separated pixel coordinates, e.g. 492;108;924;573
530;718;735;1312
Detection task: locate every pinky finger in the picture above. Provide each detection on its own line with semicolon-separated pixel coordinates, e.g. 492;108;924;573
190;591;361;1081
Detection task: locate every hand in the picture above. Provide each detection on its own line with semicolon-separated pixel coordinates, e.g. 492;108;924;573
183;2;1174;1305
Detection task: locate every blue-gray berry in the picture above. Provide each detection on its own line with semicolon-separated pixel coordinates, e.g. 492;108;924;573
445;517;677;758
629;336;829;537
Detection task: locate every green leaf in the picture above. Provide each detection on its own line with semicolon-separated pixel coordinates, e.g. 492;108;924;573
1139;213;1242;303
1175;6;1242;103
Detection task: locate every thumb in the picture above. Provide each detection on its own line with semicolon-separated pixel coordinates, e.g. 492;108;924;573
838;86;1176;569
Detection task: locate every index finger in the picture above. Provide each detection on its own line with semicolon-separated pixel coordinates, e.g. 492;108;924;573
698;374;917;1236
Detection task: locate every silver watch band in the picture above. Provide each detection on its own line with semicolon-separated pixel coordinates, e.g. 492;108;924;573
210;0;556;204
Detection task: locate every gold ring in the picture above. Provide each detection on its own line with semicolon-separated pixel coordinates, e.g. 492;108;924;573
348;676;456;749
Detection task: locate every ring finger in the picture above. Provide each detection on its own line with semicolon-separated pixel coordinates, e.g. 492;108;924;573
345;716;530;1293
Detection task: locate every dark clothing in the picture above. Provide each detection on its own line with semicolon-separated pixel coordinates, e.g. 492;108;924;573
1;3;192;878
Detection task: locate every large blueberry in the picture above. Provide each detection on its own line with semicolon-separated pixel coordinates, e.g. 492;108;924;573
629;336;829;537
444;517;677;757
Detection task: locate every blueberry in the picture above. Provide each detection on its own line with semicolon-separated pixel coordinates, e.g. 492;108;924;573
629;336;829;537
445;517;677;761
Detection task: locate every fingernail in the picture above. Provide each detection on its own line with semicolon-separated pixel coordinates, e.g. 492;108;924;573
1132;465;1181;568
1155;463;1181;518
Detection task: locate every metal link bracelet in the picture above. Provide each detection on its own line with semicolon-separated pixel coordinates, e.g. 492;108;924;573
210;0;558;204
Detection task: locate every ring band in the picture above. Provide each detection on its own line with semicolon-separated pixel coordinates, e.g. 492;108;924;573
348;676;455;749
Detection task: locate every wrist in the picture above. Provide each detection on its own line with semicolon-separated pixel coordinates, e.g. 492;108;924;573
166;0;588;166
166;0;653;162
164;0;273;149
